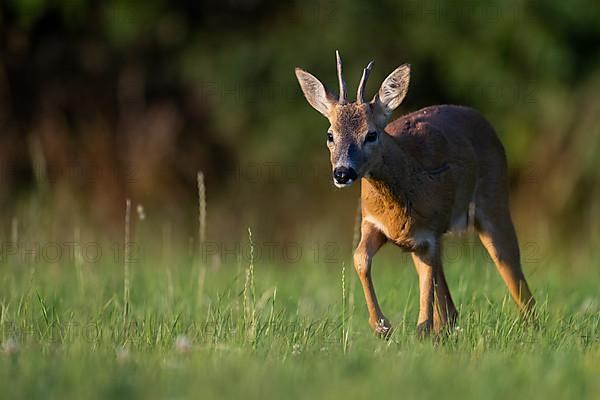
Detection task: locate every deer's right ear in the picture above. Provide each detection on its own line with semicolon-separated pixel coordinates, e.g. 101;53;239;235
295;68;337;118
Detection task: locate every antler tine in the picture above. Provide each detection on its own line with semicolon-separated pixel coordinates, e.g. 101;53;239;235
335;50;347;104
357;60;374;104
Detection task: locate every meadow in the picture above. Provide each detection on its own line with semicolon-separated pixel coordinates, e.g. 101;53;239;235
2;1;599;399
1;231;598;400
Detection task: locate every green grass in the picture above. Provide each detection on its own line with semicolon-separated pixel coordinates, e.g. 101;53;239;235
0;245;599;400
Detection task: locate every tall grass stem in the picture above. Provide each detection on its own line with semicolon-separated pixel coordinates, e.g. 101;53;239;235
124;199;131;320
197;171;207;307
243;227;256;334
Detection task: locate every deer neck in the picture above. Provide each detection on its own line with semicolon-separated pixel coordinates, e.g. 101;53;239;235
364;134;417;202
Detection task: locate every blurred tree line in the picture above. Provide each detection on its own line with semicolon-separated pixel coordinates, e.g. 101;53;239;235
0;0;599;255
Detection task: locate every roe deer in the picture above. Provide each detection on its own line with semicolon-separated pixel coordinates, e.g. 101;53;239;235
295;51;535;337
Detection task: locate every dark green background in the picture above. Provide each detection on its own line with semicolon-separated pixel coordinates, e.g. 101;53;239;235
1;0;599;257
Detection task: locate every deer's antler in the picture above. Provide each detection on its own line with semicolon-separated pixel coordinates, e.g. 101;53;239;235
357;60;374;104
336;50;347;104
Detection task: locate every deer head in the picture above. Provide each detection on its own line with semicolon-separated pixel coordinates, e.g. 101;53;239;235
295;51;410;187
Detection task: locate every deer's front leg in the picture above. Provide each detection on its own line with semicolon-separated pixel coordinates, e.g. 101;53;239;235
411;240;441;337
354;220;389;337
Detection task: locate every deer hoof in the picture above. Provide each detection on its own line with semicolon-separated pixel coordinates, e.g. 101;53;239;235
416;320;432;338
373;318;393;339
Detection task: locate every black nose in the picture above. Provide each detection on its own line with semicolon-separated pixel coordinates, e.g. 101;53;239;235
333;167;358;184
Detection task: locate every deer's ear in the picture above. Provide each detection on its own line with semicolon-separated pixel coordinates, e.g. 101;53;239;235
295;68;338;118
372;64;410;117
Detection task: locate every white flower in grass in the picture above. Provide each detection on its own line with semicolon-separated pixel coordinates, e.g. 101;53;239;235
175;335;192;353
136;204;146;221
2;338;19;355
116;346;130;363
292;343;302;355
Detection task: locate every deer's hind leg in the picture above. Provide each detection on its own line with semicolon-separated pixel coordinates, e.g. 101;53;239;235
411;239;442;337
411;240;457;336
433;265;458;333
475;200;535;317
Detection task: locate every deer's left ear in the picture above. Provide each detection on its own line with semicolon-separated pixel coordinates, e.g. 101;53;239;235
372;64;410;117
295;68;338;118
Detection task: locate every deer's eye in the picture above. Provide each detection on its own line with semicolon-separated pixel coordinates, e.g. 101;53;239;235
326;132;334;143
365;131;378;143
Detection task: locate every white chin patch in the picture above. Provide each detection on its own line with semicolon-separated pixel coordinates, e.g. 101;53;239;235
333;179;354;188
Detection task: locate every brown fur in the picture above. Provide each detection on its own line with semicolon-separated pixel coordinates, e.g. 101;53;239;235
359;105;536;335
295;57;535;337
331;105;371;136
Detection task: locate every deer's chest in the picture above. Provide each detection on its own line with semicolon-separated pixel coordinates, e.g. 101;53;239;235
361;181;417;250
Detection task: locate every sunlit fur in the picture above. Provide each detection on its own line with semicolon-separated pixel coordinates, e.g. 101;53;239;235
296;54;536;338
